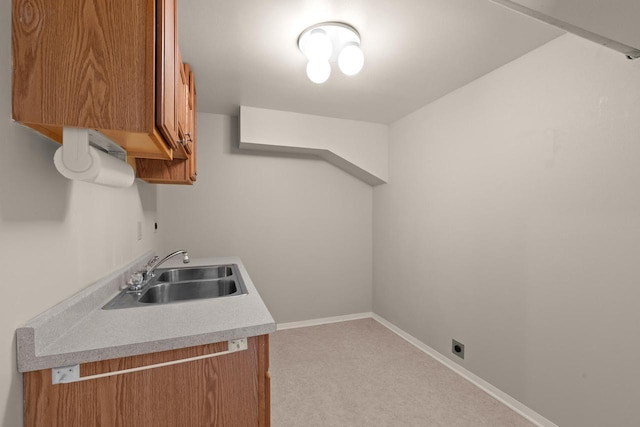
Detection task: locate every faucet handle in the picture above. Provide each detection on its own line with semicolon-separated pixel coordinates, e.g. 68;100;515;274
126;271;145;291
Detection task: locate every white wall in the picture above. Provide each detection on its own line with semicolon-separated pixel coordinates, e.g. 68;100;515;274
373;34;640;427
158;113;373;323
0;1;158;424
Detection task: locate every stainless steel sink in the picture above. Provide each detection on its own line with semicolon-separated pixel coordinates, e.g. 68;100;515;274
102;264;247;310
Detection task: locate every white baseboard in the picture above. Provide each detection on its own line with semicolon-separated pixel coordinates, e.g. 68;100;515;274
370;313;559;427
277;312;557;427
276;312;373;330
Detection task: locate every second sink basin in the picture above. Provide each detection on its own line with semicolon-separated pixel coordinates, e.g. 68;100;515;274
139;279;239;304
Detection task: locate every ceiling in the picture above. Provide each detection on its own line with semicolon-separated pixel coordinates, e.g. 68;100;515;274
178;0;562;124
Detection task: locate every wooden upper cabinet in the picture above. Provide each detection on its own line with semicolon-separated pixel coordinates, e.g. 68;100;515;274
12;0;197;182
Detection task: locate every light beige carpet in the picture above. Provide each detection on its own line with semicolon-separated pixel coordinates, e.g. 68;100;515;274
270;318;535;427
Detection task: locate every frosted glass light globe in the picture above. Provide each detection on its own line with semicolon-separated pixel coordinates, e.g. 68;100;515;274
306;60;331;84
303;29;332;62
338;42;364;76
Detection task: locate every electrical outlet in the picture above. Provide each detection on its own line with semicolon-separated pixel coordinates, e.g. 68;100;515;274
452;339;465;359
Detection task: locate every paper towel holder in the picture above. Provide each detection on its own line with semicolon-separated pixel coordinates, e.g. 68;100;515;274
53;127;135;188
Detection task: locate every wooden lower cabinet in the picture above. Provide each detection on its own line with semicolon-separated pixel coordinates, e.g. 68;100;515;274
23;335;270;427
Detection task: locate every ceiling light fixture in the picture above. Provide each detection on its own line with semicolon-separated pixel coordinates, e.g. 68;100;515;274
298;22;364;84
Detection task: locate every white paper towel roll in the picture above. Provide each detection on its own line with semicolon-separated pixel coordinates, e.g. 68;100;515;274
54;145;135;188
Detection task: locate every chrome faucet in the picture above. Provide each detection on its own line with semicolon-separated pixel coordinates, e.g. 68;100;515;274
127;250;190;292
146;250;190;278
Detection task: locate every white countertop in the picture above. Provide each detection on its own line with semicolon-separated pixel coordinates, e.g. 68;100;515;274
16;254;276;372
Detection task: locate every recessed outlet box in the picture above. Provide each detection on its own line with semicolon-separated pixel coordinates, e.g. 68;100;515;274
452;339;465;359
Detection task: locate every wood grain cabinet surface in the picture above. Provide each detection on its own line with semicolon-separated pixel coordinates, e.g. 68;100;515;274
12;0;198;184
136;61;198;184
23;335;270;427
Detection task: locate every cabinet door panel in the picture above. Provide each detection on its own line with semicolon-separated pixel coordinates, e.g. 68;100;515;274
173;52;190;160
157;0;179;151
12;0;154;132
188;67;197;182
23;337;266;427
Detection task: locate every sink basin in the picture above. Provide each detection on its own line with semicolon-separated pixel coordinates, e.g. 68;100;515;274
102;264;248;310
156;266;232;282
139;279;239;304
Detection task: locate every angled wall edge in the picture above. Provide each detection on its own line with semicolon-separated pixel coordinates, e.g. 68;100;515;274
239;106;389;186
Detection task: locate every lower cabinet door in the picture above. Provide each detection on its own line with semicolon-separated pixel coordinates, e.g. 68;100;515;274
23;335;270;427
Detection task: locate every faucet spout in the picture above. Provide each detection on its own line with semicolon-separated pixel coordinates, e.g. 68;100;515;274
146;250;190;279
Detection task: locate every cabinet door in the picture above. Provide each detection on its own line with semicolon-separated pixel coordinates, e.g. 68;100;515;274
23;336;269;426
135;61;197;184
173;53;191;160
186;65;197;182
12;0;155;134
157;0;179;151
